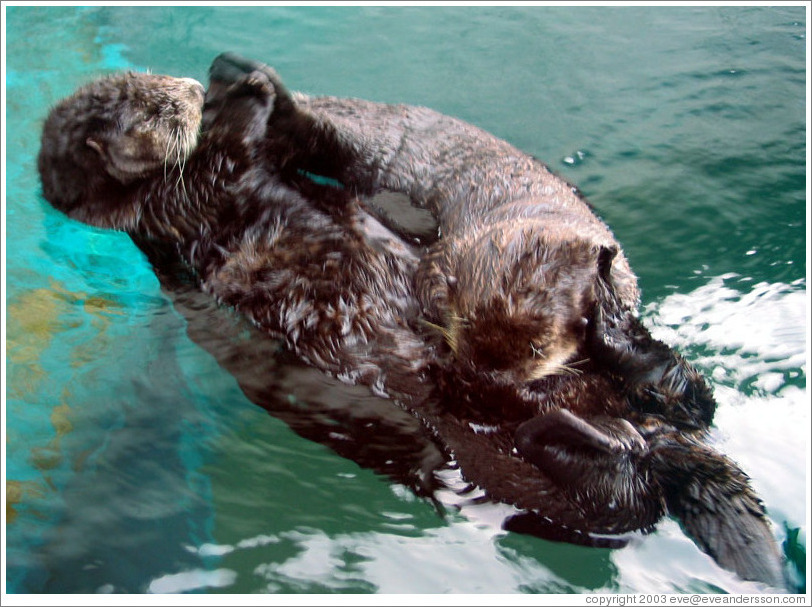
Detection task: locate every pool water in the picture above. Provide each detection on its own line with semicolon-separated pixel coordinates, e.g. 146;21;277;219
3;5;808;595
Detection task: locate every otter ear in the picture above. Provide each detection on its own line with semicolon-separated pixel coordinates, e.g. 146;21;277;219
589;244;620;321
87;132;163;183
596;244;618;284
86;136;104;156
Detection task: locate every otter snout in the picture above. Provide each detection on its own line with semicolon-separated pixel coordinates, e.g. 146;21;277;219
180;77;205;98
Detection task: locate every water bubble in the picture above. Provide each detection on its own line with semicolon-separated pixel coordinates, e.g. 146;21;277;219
562;150;587;166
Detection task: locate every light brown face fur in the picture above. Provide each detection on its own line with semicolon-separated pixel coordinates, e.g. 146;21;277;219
84;73;205;183
419;218;612;385
38;72;204;223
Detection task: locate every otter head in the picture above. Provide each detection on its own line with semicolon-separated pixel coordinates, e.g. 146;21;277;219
419;221;619;390
38;72;204;229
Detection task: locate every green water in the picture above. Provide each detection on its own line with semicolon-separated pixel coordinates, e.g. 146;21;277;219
3;5;808;595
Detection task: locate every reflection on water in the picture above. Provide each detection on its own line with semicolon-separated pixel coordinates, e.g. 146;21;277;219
6;284;68;401
5;281;127;537
173;276;809;592
6;480;47;526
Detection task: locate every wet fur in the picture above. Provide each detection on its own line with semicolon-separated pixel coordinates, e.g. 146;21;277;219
38;54;785;588
39;66;430;401
215;55;782;586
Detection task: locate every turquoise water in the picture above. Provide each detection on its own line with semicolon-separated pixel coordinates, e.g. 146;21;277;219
3;5;808;595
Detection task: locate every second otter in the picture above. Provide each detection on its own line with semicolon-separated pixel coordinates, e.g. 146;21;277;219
211;54;783;587
37;54;785;587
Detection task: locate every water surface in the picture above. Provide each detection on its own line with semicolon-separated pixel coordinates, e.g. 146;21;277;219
4;5;808;595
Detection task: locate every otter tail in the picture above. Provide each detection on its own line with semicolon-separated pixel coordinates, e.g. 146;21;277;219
649;435;786;589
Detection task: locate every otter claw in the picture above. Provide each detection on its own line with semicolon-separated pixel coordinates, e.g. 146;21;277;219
228;70;274;99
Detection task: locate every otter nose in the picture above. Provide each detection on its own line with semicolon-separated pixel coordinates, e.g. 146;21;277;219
181;77;205;99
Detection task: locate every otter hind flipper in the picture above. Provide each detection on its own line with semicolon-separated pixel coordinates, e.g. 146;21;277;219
651;438;786;588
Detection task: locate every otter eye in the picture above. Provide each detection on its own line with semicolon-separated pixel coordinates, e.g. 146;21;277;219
141;104;165;122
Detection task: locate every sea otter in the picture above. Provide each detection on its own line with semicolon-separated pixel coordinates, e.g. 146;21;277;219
205;54;786;587
38;67;431;398
37;54;785;588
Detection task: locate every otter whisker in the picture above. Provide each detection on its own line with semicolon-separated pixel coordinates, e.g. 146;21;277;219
554;358;589;377
418;318;450;338
165;126;180;184
419;318;460;354
163;128;174;183
450;314;469;326
173;128;190;198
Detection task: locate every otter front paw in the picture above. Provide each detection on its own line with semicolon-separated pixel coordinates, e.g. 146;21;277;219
514;410;661;528
210;53;274;84
226;70;275;102
515;409;647;476
209;53;293;113
203;69;276;145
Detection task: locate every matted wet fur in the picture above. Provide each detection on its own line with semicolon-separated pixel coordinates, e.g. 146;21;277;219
37;54;786;588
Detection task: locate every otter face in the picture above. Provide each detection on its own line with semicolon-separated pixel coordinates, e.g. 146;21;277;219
421;224;617;387
38;72;204;224
84;75;205;183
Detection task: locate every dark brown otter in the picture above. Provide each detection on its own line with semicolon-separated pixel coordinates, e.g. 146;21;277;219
204;54;784;586
38;63;431;400
37;54;785;588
